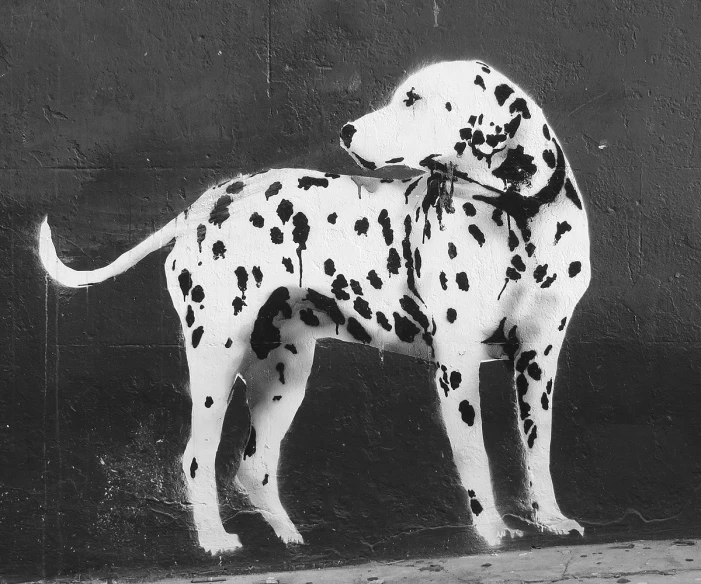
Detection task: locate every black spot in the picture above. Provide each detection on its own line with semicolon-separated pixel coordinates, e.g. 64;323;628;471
534;264;548;283
555;221;572;243
353;154;377;170
262;474;269;485
250;212;264;228
470;498;483;516
354;297;372;319
414;248;422;278
459;400;475;426
564;178;583;209
292;212;310;286
234;267;248;299
250;287;292;359
190;457;198;479
378;209;393;245
404;87;421;106
504;114;521;138
354;217;369;236
468;224;485;246
524;419;534;434
404;178;422;203
459;127;473;140
543;124;551;140
445;102;452;111
327;212;338;224
450;371;462;390
447;308;457;323
276;362;285;384
252;266;263;287
506;267;521;281
558;317;567;331
376;311;392;331
350;279;363;295
298;176;329;190
516;374;531;420
191;285;205;303
454;141;467;155
212;240;226;259
172;260;176;271
510;97;531;119
393;312;421;343
282;257;294;273
225;338;233;348
324;258;336;276
541;393;549;410
492;145;537;188
511;255;526;272
541;274;557;288
197;224;206;252
340;123;356;148
272;396;282;401
244;426;256;458
527;425;538;448
306;289;346;331
387;247;401;275
569;261;582;277
546;379;553;394
448;242;457;259
277;199;294;224
542;149;556;168
367;270;383;289
508;230;519;252
439;271;448;290
347;317;372;343
186;305;195;328
381;178;394;183
285;344;297;354
270;227;284;244
468;115;477;126
544;344;552;356
525;242;536;257
474;75;486;90
226;181;244;195
331;274;350;300
455;272;470;291
516;350;537;373
399;295;429;330
494;84;514;106
205;396;213;408
385;157;405;164
325;173;340;179
192;326;204;348
265;181;283;200
233;297;245;315
423;218;432;241
209;195;233;228
178;269;193;299
471;129;485;146
492;209;504;226
527;362;542;380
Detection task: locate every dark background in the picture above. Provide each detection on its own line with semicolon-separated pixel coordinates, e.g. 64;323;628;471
2;0;701;579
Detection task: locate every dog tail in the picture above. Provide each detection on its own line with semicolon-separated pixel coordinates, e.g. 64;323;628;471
39;216;180;288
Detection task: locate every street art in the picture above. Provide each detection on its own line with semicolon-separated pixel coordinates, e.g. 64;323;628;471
39;60;590;554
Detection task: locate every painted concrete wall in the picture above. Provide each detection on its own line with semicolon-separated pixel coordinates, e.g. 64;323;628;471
1;0;701;578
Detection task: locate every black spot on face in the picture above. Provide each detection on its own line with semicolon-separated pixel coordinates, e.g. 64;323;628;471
212;240;226;260
353;297;372;319
448;242;457;259
190;457;198;478
244;426;256;458
555;221;572;243
270;227;284;244
468;224;485;246
459;400;475;425
186;305;195;327
192;326;204;348
282;257;294;273
367;270;382;289
455;272;470;291
474;75;486;90
447;308;457;323
404;87;421;106
277;199;294;224
265;181;283;200
569;261;582;277
492;145;537;188
298;176;329;190
324;258;335;276
354;217;369;236
494;84;514;106
178;269;193;299
252;266;263;287
347;317;372;343
327;212;337;224
191;285;205;303
250;212;264;228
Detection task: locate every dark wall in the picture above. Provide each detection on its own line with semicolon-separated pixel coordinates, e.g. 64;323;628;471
2;0;701;579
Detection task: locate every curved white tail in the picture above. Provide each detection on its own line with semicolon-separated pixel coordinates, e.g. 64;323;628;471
38;216;179;288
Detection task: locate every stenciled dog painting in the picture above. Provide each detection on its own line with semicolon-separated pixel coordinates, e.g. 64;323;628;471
39;61;590;554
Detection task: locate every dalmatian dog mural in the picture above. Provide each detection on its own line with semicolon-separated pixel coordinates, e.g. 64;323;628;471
39;60;590;554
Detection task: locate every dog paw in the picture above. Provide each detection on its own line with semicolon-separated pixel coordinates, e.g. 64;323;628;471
199;533;243;555
535;513;584;536
278;529;305;545
474;512;523;546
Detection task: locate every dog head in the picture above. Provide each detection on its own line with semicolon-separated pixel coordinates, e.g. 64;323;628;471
341;61;557;196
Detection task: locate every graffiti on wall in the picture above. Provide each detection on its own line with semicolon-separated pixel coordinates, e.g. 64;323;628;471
39;60;590;554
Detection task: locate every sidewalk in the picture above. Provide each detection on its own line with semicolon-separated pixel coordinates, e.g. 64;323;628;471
146;539;700;584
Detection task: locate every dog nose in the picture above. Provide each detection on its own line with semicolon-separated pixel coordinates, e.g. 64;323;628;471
340;124;357;148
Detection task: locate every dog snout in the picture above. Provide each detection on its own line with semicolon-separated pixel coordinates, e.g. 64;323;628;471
340;123;357;149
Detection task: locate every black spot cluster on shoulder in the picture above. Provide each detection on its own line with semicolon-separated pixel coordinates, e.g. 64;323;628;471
226;180;245;194
324;258;335;276
250;212;264;228
277;199;294;224
367;270;382;289
282;257;294;273
209;195;233;228
212;240;226;260
555;221;571;243
250;287;292;359
468;224;485;247
298;176;329;190
494;84;514;106
404;87;421;106
474;75;486;90
569;261;582;277
354;217;369;236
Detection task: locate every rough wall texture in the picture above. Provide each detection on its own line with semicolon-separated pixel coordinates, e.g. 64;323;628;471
1;0;701;579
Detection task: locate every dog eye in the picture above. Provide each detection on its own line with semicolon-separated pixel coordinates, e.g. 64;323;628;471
404;87;422;107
